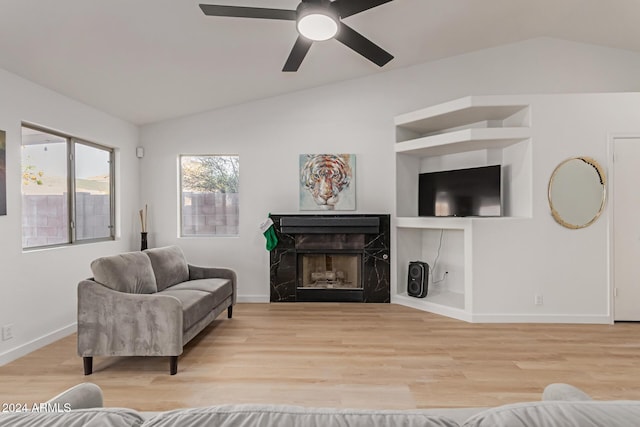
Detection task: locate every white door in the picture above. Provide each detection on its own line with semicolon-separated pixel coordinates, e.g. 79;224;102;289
613;138;640;321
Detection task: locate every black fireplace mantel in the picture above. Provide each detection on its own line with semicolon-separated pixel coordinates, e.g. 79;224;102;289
269;214;390;303
279;216;380;234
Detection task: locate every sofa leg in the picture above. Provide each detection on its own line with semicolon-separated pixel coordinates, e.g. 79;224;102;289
83;357;93;375
227;306;233;319
169;356;178;375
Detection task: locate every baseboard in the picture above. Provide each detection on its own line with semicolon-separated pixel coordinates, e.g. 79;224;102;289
392;296;613;324
470;313;613;324
236;295;270;303
0;323;77;366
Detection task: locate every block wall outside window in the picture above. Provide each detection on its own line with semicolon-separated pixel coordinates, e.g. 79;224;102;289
21;125;114;249
179;155;239;237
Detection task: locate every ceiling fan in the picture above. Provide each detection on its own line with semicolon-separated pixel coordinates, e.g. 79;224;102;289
199;0;394;72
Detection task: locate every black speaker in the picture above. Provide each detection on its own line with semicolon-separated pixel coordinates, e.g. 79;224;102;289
407;261;429;298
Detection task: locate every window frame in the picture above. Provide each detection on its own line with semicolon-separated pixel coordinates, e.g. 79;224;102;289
21;124;115;249
178;154;240;238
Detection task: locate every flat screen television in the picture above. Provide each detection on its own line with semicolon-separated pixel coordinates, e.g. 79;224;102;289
418;165;502;217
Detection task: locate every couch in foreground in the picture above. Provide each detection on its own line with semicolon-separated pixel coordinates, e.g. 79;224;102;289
1;382;640;426
77;245;236;375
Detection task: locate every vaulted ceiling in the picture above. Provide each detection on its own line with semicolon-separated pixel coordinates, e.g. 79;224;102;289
1;0;639;124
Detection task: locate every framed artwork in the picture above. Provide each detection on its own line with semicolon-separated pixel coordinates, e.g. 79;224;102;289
299;153;356;211
0;130;5;216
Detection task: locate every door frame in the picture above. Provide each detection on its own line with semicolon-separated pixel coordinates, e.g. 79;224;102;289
608;133;640;322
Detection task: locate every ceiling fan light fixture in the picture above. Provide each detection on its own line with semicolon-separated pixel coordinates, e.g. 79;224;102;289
297;6;339;41
200;0;395;71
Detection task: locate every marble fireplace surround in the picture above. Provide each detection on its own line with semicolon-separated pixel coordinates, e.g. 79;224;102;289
269;214;390;303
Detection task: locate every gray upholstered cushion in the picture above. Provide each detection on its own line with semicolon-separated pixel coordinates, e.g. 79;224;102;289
157;289;216;331
141;404;460;427
462;401;640;427
46;382;103;410
169;278;232;305
91;252;157;294
543;383;593;401
0;408;144;427
144;246;189;291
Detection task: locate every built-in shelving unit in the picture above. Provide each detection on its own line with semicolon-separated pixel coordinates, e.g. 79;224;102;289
393;95;532;321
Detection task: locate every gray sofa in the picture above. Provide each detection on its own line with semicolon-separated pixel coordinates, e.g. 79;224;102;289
77;245;236;375
1;382;640;426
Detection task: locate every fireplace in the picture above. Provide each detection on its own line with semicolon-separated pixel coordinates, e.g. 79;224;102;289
269;214;390;303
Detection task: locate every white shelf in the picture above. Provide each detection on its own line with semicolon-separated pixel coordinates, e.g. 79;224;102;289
394;95;529;135
425;289;465;309
396;216;471;230
395;127;530;157
393;293;470;322
396;216;528;229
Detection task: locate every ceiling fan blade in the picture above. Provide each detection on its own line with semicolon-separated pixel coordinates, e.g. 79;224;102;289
199;4;296;20
331;0;393;18
335;23;393;67
283;36;313;72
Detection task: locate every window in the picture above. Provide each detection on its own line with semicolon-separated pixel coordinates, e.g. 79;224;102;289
180;155;239;236
21;125;114;249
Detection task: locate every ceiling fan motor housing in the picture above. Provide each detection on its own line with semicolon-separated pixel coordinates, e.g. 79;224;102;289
296;0;340;41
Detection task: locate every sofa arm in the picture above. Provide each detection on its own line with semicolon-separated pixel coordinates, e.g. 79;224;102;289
45;383;103;409
542;383;593;401
189;265;237;305
77;280;184;357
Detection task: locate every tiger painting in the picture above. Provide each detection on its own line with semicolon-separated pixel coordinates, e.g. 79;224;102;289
300;154;355;210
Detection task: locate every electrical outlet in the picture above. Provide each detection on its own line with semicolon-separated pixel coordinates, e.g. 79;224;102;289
2;324;13;341
534;294;543;306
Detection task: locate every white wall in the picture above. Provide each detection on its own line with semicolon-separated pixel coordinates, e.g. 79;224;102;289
471;93;640;322
139;37;640;307
0;69;139;365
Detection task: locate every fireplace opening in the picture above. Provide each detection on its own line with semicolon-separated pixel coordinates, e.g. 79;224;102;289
296;251;364;302
299;253;362;290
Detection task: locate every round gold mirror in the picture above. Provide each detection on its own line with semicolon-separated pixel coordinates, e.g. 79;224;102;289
548;157;606;229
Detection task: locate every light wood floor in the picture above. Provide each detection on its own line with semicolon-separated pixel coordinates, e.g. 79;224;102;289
1;303;640;412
